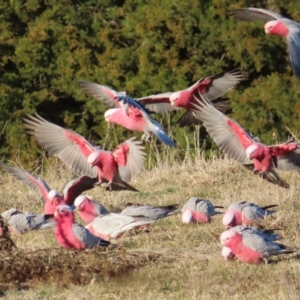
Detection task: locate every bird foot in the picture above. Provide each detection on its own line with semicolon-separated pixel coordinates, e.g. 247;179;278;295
141;133;152;144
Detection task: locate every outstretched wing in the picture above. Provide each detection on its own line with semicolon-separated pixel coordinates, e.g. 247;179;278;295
228;7;282;22
76;80;123;108
192;95;252;164
1;163;51;203
23;114;97;178
112;137;146;182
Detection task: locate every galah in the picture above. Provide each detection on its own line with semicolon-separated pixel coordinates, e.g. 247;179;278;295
1;208;55;234
85;213;155;241
221;226;283;260
76;80;176;147
23;114;145;191
228;8;300;79
181;198;223;223
222;201;277;228
74;195;109;223
192;96;300;188
220;228;294;264
137;68;243;127
54;205;109;249
1;163;97;214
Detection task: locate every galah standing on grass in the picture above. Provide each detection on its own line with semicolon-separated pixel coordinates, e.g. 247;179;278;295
1;163;98;214
220;228;294;264
139;68;243;127
222;201;277;228
192;96;300;188
221;226;283;260
54;205;110;249
85;213;155;241
74;195;109;223
76;80;176;147
1;208;55;234
23;114;145;192
228;8;300;79
181;198;223;223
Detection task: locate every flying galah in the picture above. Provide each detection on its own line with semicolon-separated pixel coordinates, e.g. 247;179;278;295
54;205;109;249
85;213;155;241
181;198;223;223
221;226;283;260
222;201;277;228
137;68;243;126
1;163;98;214
76;80;176;147
228;8;300;79
192;96;300;188
74;195;109;223
1;208;55;234
220;228;294;264
23;114;145;191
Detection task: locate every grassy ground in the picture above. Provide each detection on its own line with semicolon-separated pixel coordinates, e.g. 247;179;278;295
1;153;300;299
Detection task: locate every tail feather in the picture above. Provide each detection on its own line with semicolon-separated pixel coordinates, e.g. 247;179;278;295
151;125;176;147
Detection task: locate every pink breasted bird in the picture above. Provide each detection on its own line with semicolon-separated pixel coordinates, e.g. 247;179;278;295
222;201;277;228
23;114;145;192
76;81;176;147
220;228;294;264
137;68;243;127
1;163;98;214
1;208;55;234
192;96;300;188
85;213;155;241
54;205;109;249
181;198;223;223
220;226;283;260
229;8;300;79
74;195;109;223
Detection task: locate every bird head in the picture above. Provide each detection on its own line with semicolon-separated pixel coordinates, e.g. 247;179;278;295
264;20;288;37
220;229;236;246
181;210;193;223
54;205;73;221
48;190;63;205
87;151;101;167
222;210;236;228
104;108;119;122
246;144;259;159
74;195;88;211
169;91;182;106
222;246;235;260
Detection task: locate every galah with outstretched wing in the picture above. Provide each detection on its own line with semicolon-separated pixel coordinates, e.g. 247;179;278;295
192;96;300;188
54;205;109;249
220;228;294;264
1;163;97;214
85;213;155;241
228;8;300;79
1;208;55;234
76;80;176;147
181;198;223;223
137;68;243;127
23;114;145;191
74;195;109;223
222;201;277;228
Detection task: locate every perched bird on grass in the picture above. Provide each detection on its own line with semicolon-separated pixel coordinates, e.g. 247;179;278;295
181;198;223;223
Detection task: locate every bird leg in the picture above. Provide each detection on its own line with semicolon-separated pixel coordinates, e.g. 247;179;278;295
141;132;152;144
263;258;268;265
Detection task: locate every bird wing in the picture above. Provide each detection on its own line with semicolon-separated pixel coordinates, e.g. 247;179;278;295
228;7;282;22
63;175;98;206
192;96;252;164
1;163;51;204
76;80;122;108
287;28;300;80
23;113;97;178
136;92;176;113
188;68;244;101
273;146;300;171
112;137;146;182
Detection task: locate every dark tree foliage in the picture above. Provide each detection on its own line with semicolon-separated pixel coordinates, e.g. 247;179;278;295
0;0;299;165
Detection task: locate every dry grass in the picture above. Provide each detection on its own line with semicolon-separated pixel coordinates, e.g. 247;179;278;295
1;153;300;299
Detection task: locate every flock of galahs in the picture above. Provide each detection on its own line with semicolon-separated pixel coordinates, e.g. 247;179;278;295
1;7;300;265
